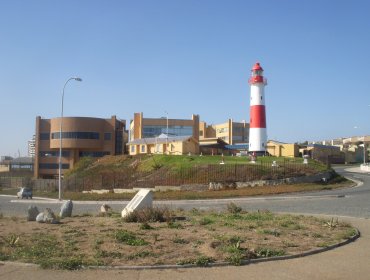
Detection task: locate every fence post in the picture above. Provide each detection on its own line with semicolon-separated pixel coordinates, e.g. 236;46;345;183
283;158;286;178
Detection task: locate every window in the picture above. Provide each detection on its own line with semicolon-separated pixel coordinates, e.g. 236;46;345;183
141;145;145;153
156;144;162;153
51;132;99;140
115;130;123;155
199;130;203;136
104;133;112;140
39;163;69;169
143;125;193;138
131;146;135;153
40;133;50;140
39;151;70;157
216;127;228;134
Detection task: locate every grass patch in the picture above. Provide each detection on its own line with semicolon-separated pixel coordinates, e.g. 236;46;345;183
0;211;357;269
114;230;148;246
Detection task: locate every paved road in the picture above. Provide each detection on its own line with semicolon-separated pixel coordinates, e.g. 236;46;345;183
1;166;370;218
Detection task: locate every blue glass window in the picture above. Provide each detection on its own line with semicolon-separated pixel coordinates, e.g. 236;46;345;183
51;132;100;140
143;125;193;138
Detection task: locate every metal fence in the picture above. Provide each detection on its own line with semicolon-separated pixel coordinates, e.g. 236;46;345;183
1;160;323;192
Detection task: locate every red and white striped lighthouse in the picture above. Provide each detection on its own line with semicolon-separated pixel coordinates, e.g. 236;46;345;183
248;62;267;155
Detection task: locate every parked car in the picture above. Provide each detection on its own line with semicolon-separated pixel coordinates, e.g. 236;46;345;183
17;187;33;199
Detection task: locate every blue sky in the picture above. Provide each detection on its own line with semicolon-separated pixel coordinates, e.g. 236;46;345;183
1;0;369;157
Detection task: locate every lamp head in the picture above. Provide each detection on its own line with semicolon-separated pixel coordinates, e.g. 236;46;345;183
74;77;82;82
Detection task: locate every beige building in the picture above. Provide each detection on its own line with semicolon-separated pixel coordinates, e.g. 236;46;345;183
34;116;127;178
128;135;199;156
267;140;299;158
129;112;199;141
199;119;249;145
127;113;200;155
128;113;250;156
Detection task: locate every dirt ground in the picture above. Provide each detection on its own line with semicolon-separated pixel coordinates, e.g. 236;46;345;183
0;210;357;269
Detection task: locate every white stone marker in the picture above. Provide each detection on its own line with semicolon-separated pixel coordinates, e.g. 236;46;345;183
121;189;153;218
303;155;309;164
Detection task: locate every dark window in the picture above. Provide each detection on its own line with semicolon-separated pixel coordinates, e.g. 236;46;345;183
104;132;112;141
39;151;70;157
51;132;100;140
143;125;193;138
39;163;69;169
115;130;123;155
40;133;50;140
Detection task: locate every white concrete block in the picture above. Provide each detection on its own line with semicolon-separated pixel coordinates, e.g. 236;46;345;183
360;164;370;172
121;189;153;218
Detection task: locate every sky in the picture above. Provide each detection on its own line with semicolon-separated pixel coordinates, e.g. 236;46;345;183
1;0;370;157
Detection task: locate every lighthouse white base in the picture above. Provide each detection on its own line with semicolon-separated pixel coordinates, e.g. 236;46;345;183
249;128;267;153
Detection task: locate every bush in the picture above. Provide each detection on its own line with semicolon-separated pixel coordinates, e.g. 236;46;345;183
123;207;172;223
226;202;242;214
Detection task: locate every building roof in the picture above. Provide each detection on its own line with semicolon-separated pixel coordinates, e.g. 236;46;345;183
267;140;288;145
128;135;194;145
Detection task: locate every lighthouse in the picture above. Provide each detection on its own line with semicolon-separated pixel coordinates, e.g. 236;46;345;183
248;62;267;155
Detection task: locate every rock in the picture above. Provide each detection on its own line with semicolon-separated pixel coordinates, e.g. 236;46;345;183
100;204;111;213
209;182;223;191
60;200;73;218
36;208;58;224
35;212;45;223
27;206;39;221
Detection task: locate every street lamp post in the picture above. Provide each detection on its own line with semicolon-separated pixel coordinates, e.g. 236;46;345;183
165;111;168;154
58;77;82;201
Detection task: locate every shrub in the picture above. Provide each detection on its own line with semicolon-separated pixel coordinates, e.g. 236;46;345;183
195;256;215;266
198;217;214;226
140;222;154;230
256;247;285;257
123;207;172;223
226;202;242;214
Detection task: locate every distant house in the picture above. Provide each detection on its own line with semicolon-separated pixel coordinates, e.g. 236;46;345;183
267;140;299;158
127;134;199;156
299;144;345;163
0;157;33;172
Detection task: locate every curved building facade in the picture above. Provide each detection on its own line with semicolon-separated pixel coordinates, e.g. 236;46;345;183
35;116;127;178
